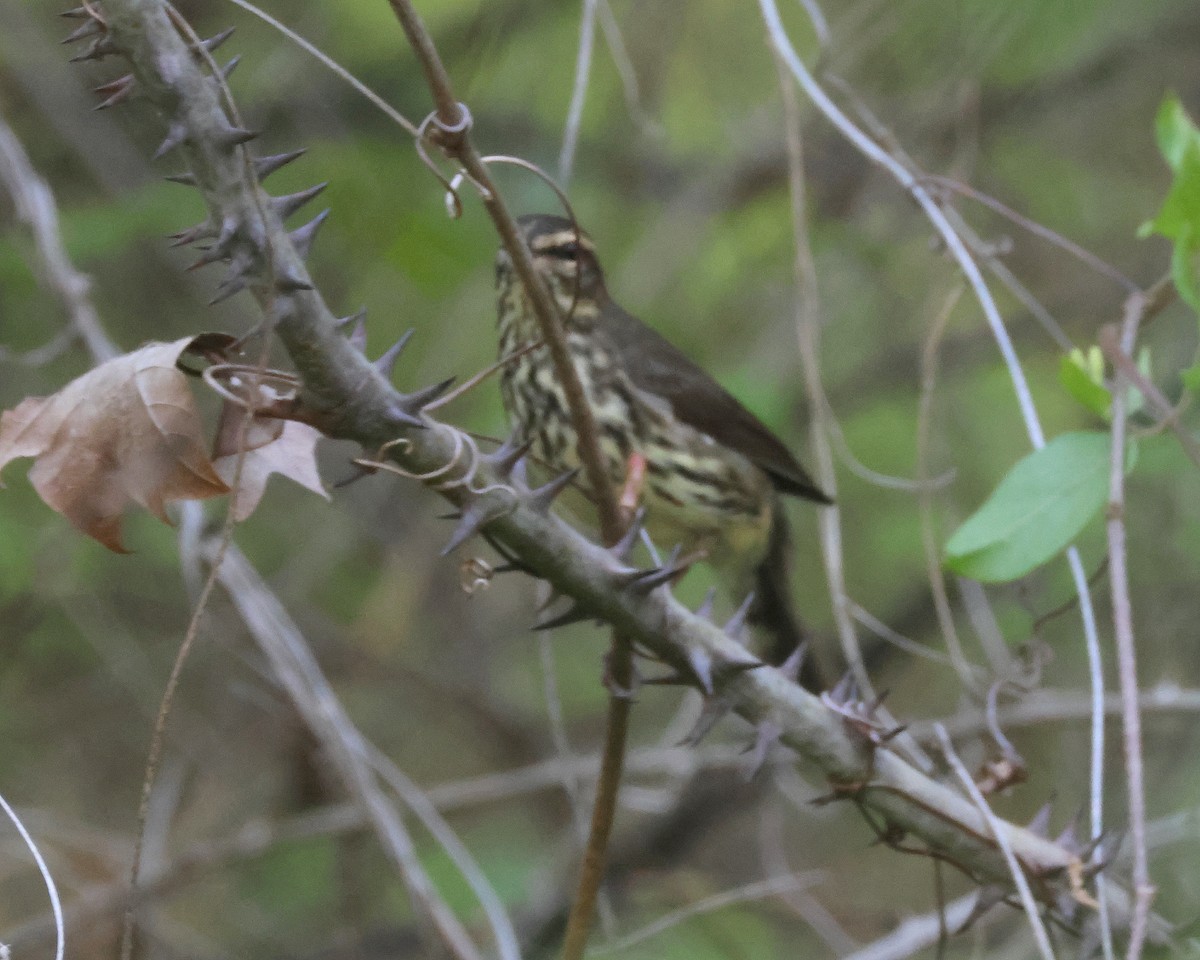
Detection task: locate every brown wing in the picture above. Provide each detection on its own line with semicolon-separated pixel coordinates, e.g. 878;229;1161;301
601;297;832;504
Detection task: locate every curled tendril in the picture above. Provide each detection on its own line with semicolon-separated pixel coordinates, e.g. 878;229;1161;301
352;426;519;504
416;105;491;219
202;363;300;410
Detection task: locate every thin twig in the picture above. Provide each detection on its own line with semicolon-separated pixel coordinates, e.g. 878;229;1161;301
213;542;486;960
1105;292;1156;960
934;725;1057;960
559;0;599;184
589;872;821;955
915;282;980;690
922;175;1140;294
765;16;1119;952
0;791;64;960
772;38;931;772
225;0;418;134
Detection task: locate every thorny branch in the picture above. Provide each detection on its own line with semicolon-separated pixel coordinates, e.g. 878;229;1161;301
62;0;1165;952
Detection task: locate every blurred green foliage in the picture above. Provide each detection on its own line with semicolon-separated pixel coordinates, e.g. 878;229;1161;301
2;0;1200;957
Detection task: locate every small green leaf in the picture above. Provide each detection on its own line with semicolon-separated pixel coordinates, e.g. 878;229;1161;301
1181;360;1200;392
1171;224;1200;312
945;431;1123;583
1155;93;1200;173
1059;351;1111;418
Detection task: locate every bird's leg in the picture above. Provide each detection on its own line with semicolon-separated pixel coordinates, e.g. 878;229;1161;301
618;451;648;527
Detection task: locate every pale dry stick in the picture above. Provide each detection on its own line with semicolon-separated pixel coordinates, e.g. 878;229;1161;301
914;283;980;690
587;872;822;955
211;541;488;960
366;746;522;960
595;0;660;138
0;791;64;960
4;805;364;952
771;45;932;773
922;684;1200;740
934;725;1057;960
0;114;118;362
757;802;859;955
841;892;982;960
559;0;599;185
1105;293;1155;960
849;601;959;668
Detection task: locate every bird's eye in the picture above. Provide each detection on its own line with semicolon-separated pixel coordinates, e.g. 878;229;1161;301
552;242;580;261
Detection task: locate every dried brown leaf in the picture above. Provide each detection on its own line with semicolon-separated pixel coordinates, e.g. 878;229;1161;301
0;336;230;551
212;400;328;522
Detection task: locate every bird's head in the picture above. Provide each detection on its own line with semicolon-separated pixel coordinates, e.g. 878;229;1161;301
496;214;606;308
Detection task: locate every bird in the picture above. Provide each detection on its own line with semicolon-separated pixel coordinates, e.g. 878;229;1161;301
495;212;831;681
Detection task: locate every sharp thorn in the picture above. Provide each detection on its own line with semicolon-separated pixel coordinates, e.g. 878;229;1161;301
373;329;415;379
333;306;367;330
440;499;510;556
68;35;117;62
724;591;756;639
271;181;329;222
621;551;691;595
168;221;213;247
686;646;714;695
678;693;735;746
404;376;456;411
718;643;764;672
61;18;102;43
60;6;94;18
221;55;242;80
509;456;530;490
208;277;247;305
213;123;259;151
694;587;717;621
526;468;580;512
274;263;314;292
482;433;533;479
1027;799;1054;838
779;642;808;683
381;400;425;430
153;122;188;160
534;602;593;631
290;209;330;259
254;149;307;182
827;671;858;705
609;507;646;561
164;171;198;187
743;720;784;781
199;26;235;53
348;318;368;351
208;254;253;304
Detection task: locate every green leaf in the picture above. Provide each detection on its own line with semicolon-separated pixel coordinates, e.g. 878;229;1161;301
1181;359;1200;392
1155;93;1200;172
945;431;1122;583
1059;350;1111;418
1172;224;1200;312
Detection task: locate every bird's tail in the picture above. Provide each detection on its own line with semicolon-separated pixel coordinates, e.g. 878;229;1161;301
747;503;824;691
